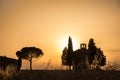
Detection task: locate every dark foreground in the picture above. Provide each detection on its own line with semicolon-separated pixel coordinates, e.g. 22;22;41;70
3;70;120;80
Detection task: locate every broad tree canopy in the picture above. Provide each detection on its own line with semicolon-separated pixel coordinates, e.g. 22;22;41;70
16;47;43;70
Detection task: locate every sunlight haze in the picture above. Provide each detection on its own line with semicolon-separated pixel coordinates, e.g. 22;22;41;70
0;0;120;69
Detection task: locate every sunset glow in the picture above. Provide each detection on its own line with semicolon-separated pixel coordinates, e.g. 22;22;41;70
0;0;120;69
59;36;80;51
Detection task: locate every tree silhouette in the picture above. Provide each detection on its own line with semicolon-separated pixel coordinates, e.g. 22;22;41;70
16;47;43;70
96;48;106;67
17;56;22;71
0;56;22;71
88;39;106;69
61;47;68;65
67;36;73;70
88;38;97;65
61;37;73;70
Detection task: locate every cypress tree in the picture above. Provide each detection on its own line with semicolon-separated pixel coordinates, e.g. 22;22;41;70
67;36;73;70
88;38;97;64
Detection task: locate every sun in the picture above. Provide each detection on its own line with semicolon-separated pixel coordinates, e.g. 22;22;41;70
59;37;80;51
59;37;68;50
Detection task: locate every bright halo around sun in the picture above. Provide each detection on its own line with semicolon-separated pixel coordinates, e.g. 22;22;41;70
59;37;68;50
59;37;80;51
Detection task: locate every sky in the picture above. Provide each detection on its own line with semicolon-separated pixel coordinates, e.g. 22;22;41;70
0;0;120;69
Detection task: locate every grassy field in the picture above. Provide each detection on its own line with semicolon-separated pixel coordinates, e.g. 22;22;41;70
9;70;120;80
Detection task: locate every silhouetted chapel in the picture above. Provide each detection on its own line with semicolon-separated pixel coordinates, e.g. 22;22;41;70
72;43;89;70
62;38;106;71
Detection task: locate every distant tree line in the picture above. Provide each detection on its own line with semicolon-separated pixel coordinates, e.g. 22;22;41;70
61;37;106;71
0;56;21;71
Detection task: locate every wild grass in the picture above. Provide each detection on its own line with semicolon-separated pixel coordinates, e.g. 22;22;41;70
1;61;120;80
0;65;18;80
10;70;120;80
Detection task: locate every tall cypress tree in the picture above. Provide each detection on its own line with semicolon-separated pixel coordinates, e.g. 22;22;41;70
88;38;97;64
67;36;73;70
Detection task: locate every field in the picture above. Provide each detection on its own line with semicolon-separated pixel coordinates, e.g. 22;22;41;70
9;70;120;80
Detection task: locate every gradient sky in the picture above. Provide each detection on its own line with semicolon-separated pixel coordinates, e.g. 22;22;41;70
0;0;120;69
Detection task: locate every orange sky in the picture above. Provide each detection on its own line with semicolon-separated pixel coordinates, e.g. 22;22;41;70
0;0;120;69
